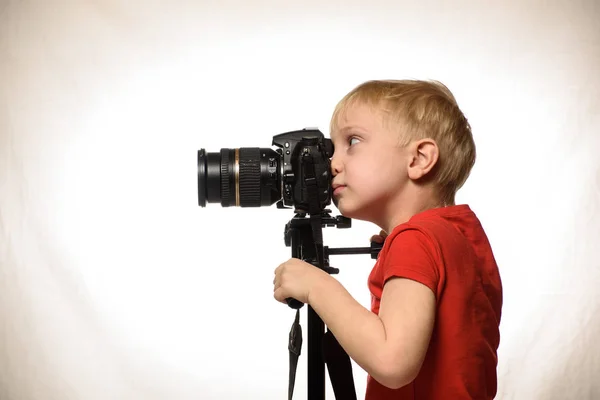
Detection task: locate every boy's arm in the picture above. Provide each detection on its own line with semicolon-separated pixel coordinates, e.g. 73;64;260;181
309;275;435;389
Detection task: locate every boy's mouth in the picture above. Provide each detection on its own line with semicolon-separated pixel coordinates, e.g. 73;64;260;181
333;185;346;196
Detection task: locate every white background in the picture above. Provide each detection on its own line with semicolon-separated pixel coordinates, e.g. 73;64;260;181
1;0;599;399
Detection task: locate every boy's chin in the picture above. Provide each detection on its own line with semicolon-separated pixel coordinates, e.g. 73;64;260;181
334;201;361;220
332;197;344;213
336;203;376;224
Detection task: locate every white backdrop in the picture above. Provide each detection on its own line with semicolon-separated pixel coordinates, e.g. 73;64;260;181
1;1;599;399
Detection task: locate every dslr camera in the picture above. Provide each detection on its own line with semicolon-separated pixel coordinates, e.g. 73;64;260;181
197;128;334;212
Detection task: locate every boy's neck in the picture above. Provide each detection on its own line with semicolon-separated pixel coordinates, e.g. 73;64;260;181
379;185;447;234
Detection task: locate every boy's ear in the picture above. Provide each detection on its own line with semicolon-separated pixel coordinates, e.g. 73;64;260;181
407;138;439;180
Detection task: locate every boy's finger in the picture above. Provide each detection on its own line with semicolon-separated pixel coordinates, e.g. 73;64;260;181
370;235;383;243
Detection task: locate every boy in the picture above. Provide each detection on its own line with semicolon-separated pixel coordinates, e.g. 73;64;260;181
273;80;502;399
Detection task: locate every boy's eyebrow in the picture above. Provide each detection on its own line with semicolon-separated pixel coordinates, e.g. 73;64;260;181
332;125;367;137
337;125;363;133
330;126;352;141
339;125;370;135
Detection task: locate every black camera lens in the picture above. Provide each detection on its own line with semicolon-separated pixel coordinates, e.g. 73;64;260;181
197;148;282;207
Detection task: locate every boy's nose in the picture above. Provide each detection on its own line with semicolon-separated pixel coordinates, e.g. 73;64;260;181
330;155;343;176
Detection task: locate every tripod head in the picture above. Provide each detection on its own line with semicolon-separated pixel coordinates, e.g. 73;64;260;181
283;208;383;309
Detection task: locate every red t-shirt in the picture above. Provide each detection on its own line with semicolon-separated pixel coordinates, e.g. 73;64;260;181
366;205;502;399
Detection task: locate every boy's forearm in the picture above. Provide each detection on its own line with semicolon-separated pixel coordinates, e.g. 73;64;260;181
308;276;399;387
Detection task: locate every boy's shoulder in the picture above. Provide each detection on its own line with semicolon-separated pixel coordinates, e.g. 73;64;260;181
381;204;482;258
390;204;476;239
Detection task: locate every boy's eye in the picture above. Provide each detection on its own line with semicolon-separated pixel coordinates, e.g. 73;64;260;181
349;137;360;146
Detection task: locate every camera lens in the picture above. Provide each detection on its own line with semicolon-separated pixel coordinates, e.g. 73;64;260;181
197;148;282;207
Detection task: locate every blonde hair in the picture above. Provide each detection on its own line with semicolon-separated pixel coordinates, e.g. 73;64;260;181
330;79;476;205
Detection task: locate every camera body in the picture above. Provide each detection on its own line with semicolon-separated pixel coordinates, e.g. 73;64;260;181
273;129;334;211
197;128;334;213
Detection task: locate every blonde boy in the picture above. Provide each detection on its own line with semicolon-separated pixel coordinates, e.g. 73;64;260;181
273;80;502;399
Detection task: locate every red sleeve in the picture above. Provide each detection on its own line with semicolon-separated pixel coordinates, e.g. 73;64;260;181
382;228;440;296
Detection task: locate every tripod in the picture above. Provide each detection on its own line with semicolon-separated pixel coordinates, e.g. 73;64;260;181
283;209;382;400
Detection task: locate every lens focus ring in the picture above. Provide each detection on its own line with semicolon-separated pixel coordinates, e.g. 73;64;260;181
238;148;261;207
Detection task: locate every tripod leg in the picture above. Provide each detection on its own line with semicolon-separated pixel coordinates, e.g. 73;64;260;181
323;329;357;400
308;306;326;400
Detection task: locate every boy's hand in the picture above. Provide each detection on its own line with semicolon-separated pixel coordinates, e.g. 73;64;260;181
273;258;329;305
370;229;388;243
